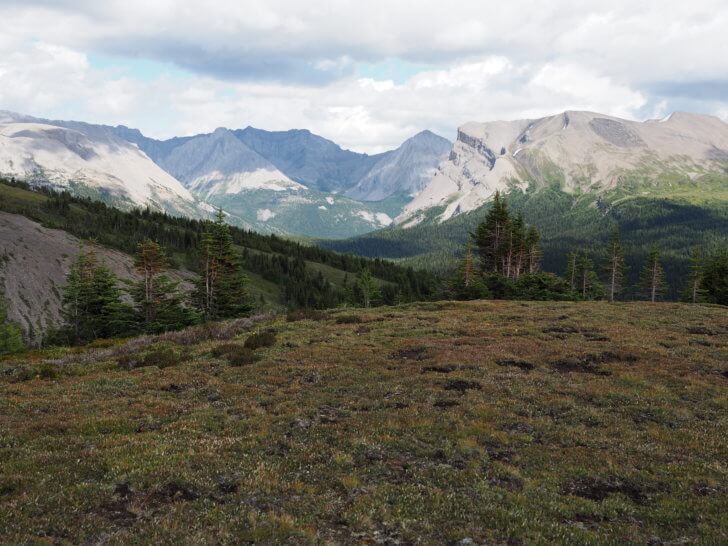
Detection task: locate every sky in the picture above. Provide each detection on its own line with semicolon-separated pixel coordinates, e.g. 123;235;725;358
0;1;727;153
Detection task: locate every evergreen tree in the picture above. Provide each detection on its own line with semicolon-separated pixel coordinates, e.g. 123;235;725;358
565;251;579;292
641;246;667;302
90;262;135;338
194;209;253;320
701;250;728;306
524;226;542;274
450;243;490;300
576;254;604;300
505;212;525;279
132;239;198;333
603;228;626;302
60;246;132;344
473;192;510;274
0;290;23;355
358;269;379;308
684;247;705;303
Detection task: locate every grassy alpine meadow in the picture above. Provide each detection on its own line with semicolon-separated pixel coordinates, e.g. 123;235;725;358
1;301;727;544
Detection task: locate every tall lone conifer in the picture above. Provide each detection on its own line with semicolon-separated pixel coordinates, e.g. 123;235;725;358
685;247;704;303
132;239;197;333
194;209;252;320
641;247;666;302
603;228;626;302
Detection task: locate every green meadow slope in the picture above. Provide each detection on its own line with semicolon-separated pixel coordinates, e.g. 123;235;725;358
1;301;726;543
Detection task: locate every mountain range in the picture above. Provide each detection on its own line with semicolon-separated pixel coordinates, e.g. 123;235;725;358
397;110;728;226
1;107;727;262
0;110;451;238
323;110;728;297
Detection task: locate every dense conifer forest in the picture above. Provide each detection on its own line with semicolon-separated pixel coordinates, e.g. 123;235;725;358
0;178;438;308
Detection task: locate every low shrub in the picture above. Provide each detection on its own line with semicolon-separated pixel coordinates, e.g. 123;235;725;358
335;315;362;324
226;348;260;367
118;344;182;370
210;343;246;358
4;365;34;382
38;363;59;379
244;330;277;350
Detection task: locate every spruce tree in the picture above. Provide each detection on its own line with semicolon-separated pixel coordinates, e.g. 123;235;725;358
358;269;379;308
60;247;132;344
473;192;510;274
565;252;579;292
450;243;490;300
132;239;197;333
194;209;252;320
577;254;604;300
603;228;626;302
685;247;705;303
641;246;667;302
524;226;542;274
701;250;728;306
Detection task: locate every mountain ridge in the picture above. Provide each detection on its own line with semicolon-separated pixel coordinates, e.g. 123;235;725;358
398;110;728;225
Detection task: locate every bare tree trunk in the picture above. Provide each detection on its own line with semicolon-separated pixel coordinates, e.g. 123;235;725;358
609;261;616;302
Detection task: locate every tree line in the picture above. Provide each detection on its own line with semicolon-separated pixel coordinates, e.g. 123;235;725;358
449;192;728;305
0;178;438;311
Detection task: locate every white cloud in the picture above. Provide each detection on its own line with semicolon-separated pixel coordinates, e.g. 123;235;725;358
0;1;726;151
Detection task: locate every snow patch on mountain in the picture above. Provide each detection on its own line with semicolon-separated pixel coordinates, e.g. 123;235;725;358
256;208;275;221
0;121;196;215
188;168;303;198
356;210;393;226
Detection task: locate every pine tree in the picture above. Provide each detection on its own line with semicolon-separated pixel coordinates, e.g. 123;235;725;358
358;269;379;308
61;247;97;344
132;239;197;333
701;250;728;306
450;243;490;300
576;254;604;300
506;212;525;279
524;226;542;274
473;192;510;274
685;247;705;303
641;246;667;302
565;252;579;292
194;209;252;320
90;262;134;338
603;228;626;302
60;246;132;344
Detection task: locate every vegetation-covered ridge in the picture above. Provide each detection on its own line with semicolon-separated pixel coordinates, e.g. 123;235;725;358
322;178;728;298
1;300;727;543
0;177;437;312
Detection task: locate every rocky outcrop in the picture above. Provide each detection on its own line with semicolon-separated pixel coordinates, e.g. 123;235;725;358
398;110;728;225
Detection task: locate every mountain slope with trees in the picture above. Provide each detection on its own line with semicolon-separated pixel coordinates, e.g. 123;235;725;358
0;178;438;343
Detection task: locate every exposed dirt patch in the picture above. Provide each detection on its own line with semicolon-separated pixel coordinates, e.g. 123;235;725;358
496;358;535;372
686;326;718;335
443;379;482;394
390;346;432;361
146;481;201;505
563;476;648;504
421;365;457;374
550;351;639;375
489;475;524;492
543;325;580;334
433;399;460;409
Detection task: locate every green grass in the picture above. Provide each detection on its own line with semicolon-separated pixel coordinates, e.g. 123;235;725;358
1;301;727;543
